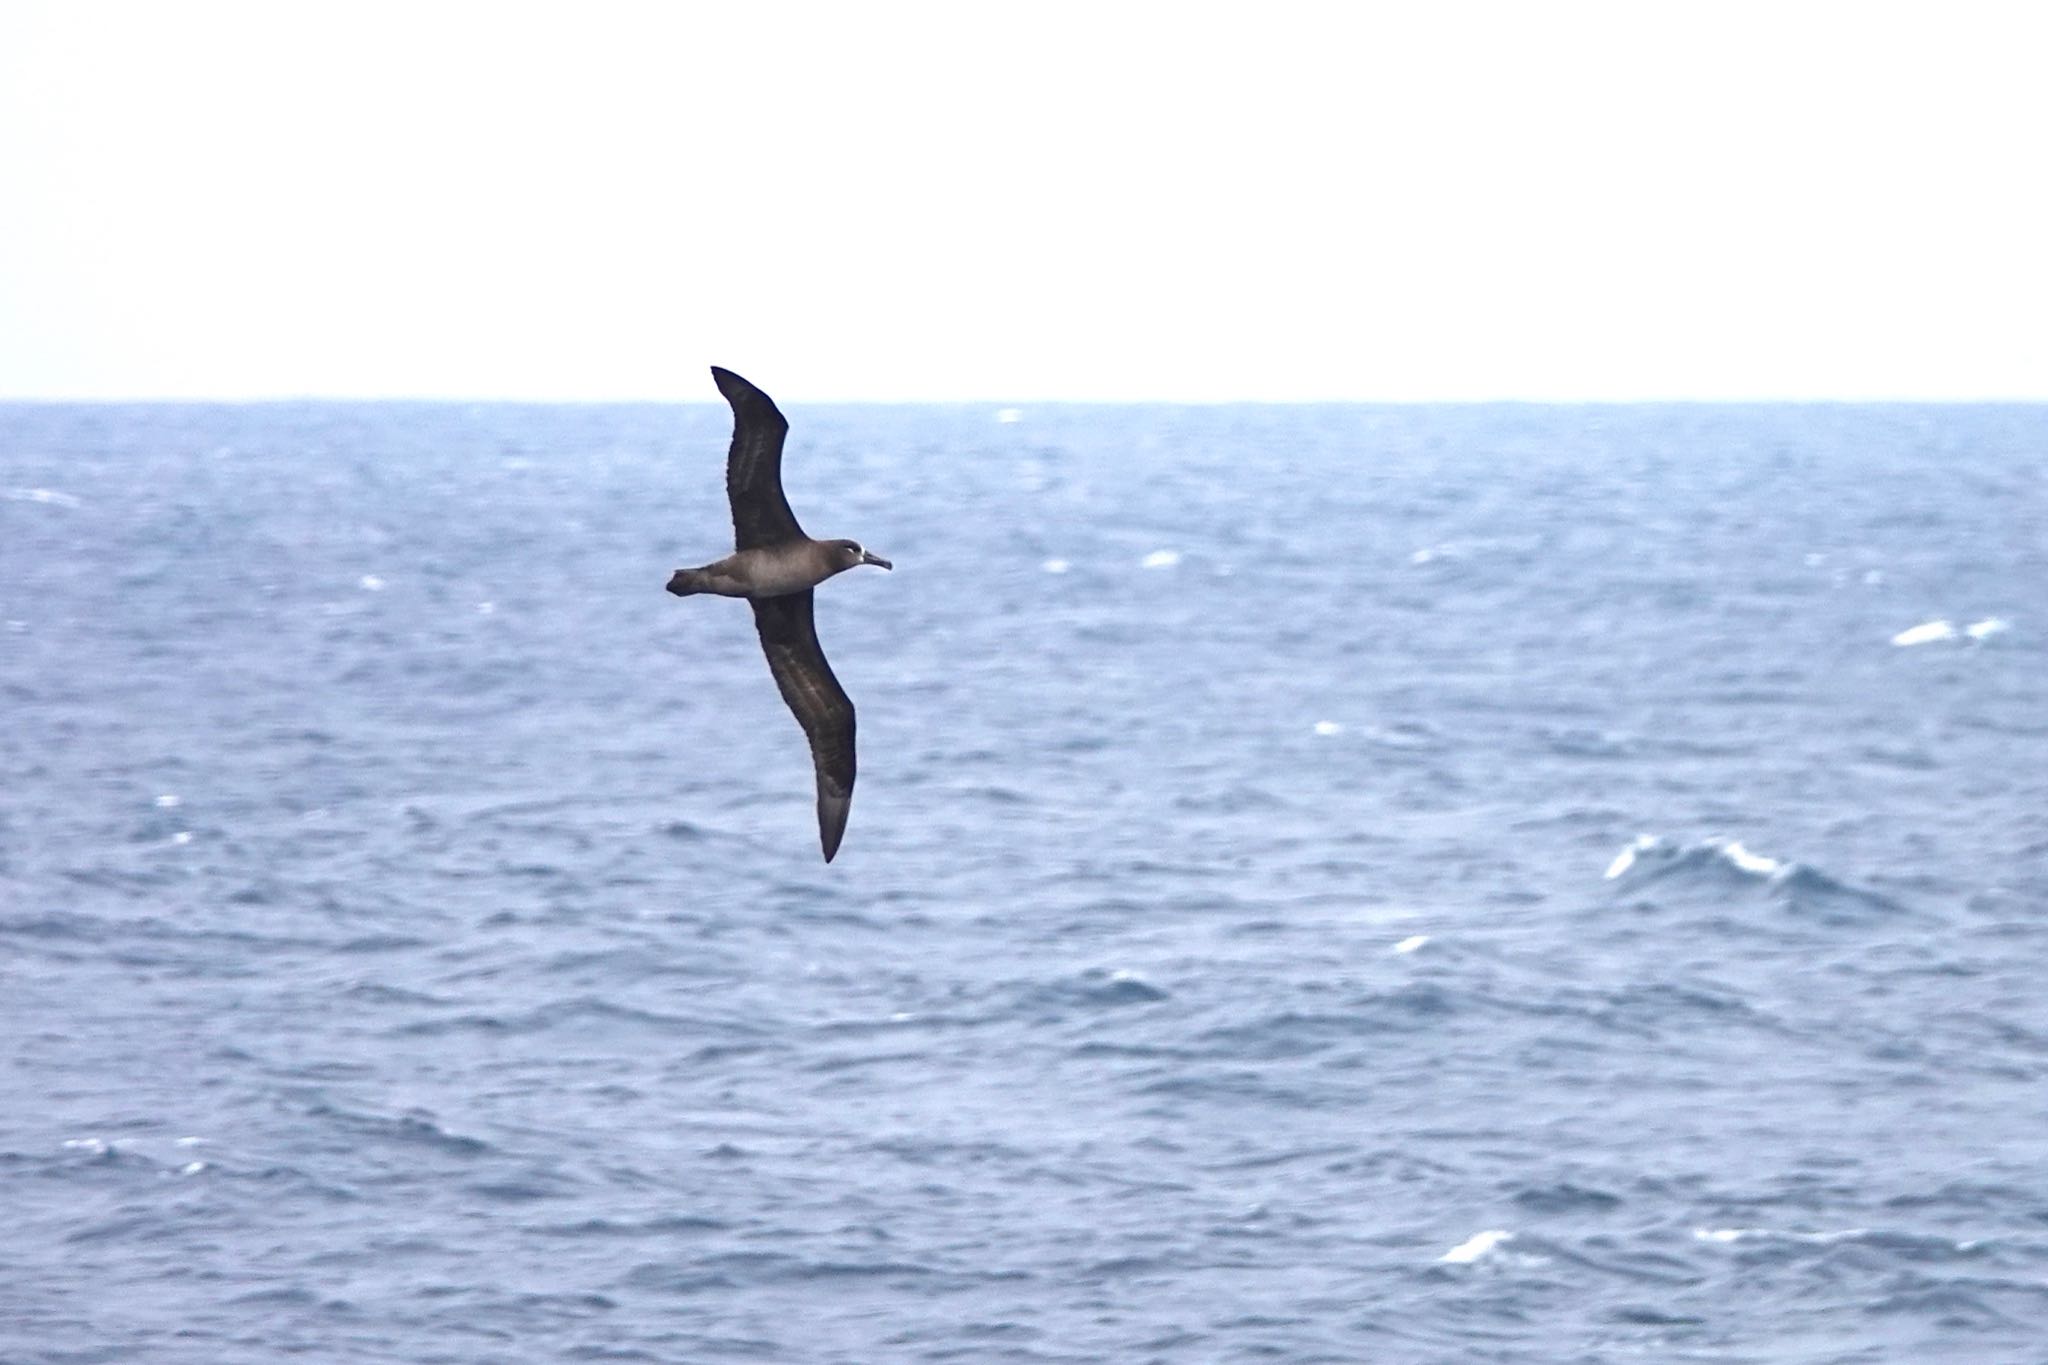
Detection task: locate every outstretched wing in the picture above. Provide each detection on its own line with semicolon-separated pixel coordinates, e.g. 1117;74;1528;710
750;590;857;862
712;366;805;550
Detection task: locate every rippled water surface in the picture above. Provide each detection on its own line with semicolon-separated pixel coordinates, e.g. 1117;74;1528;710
3;401;2045;1362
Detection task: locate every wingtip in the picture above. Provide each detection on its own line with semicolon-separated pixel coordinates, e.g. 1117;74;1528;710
818;792;850;863
710;366;780;418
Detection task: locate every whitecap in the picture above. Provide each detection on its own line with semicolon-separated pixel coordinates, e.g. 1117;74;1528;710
1041;558;1071;575
1717;840;1782;877
359;574;387;592
1604;834;1661;880
994;408;1023;424
1439;1229;1512;1263
1608;834;1788;883
1312;720;1342;736
154;794;182;809
1392;935;1429;954
1891;617;2008;647
1140;549;1181;570
1891;620;1956;647
1694;1226;1866;1246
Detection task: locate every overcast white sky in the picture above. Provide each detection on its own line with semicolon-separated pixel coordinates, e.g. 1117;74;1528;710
3;1;2044;401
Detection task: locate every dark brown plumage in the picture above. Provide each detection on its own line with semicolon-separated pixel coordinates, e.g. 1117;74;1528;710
717;366;802;552
665;367;891;862
750;589;856;861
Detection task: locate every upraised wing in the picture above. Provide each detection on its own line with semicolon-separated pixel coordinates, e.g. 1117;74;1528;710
712;366;805;550
750;589;857;862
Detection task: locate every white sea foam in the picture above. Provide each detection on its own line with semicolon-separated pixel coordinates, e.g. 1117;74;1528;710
154;794;182;809
1891;619;1955;646
1695;1226;1867;1245
1892;616;2009;647
1312;720;1342;736
1140;549;1181;570
1607;834;1786;882
1439;1229;1512;1263
1718;840;1782;876
359;574;387;592
1604;834;1661;879
1392;935;1430;954
1042;558;1071;575
995;408;1023;424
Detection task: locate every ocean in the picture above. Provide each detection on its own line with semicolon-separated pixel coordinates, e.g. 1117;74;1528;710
2;399;2044;1363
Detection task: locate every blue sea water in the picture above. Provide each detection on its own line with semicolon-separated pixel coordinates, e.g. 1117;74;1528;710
1;399;2044;1363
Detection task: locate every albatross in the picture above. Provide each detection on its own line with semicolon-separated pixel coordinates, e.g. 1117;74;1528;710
666;367;892;862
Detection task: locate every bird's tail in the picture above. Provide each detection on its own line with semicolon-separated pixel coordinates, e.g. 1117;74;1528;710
666;569;705;597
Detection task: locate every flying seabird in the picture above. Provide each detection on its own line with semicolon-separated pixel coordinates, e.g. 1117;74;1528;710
666;367;893;862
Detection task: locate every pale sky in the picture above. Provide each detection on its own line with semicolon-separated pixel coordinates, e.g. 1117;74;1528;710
3;1;2044;401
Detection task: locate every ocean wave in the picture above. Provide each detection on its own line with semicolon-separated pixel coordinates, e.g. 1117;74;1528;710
1194;987;1461;1060
1513;1181;1623;1214
528;1214;729;1239
1694;1225;1989;1262
393;996;743;1039
1604;834;1906;919
300;1102;493;1158
7;401;2045;1364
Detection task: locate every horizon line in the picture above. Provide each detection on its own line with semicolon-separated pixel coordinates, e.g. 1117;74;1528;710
6;392;2048;407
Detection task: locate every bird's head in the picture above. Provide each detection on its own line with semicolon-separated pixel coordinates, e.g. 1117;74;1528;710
829;540;893;573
